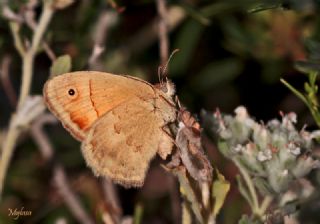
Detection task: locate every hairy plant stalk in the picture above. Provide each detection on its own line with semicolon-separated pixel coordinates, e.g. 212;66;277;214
156;0;169;67
9;22;25;56
18;2;54;109
259;196;273;217
0;1;54;199
0;116;20;197
233;159;260;216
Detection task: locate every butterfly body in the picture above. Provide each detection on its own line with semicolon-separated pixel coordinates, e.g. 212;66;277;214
44;71;177;187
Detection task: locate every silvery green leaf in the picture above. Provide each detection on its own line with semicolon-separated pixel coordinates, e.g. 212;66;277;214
212;169;230;216
267;167;292;193
238;214;261;224
237;175;253;208
217;141;232;157
239;154;265;175
252;125;270;149
50;54;72;77
253;177;275;196
292;157;320;178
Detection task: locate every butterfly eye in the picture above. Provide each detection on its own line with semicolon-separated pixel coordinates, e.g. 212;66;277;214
68;88;76;96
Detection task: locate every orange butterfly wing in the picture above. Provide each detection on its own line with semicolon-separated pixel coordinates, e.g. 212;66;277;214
43;71;155;140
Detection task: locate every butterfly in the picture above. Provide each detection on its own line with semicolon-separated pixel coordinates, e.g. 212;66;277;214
43;71;177;187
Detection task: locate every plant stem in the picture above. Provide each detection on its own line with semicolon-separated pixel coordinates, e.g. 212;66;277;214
258;195;273;217
233;159;260;216
0;116;20;197
156;0;169;67
18;2;54;109
9;22;25;56
133;203;143;224
0;1;54;199
281;78;320;127
234;159;273;219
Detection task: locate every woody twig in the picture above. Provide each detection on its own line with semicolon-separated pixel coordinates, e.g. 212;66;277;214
0;0;55;199
31;114;95;224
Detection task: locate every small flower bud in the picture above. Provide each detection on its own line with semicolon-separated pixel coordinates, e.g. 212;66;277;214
257;149;272;162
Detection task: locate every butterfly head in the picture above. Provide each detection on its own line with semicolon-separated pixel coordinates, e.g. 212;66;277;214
156;79;176;98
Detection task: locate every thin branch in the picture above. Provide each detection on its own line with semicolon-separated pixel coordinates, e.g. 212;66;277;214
233;159;260;216
53;166;94;224
156;0;169;66
30;114;57;160
0;96;45;199
259;196;273;217
0;117;21;197
29;3;53;54
168;176;181;224
0;1;55;198
18;2;54;109
0;55;17;108
31;114;95;224
9;22;26;57
1;5;24;23
4;2;55;61
88;11;118;69
101;178;122;223
24;3;56;61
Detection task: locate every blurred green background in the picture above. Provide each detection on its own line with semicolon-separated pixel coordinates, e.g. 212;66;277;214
1;0;320;223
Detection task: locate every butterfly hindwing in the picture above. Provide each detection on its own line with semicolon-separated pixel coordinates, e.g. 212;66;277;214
81;97;165;187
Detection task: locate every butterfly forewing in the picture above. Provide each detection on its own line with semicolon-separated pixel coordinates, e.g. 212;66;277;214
43;71;155;140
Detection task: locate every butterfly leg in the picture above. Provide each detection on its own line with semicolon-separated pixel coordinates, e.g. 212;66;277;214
157;125;175;160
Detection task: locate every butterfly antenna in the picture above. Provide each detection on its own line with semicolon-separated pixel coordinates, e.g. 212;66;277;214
160;49;180;80
158;66;163;85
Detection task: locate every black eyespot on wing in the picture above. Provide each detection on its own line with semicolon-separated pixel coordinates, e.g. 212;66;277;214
68;89;75;96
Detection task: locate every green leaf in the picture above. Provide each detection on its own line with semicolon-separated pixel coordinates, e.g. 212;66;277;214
238;214;261;224
133;203;143;224
217;141;231;158
308;72;318;91
253;177;274;196
295;61;320;74
304;82;312;93
50;54;72;77
175;168;203;223
182;202;193;224
236;175;253;209
238;215;251;224
248;3;282;13
280;78;308;105
212;169;230;216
